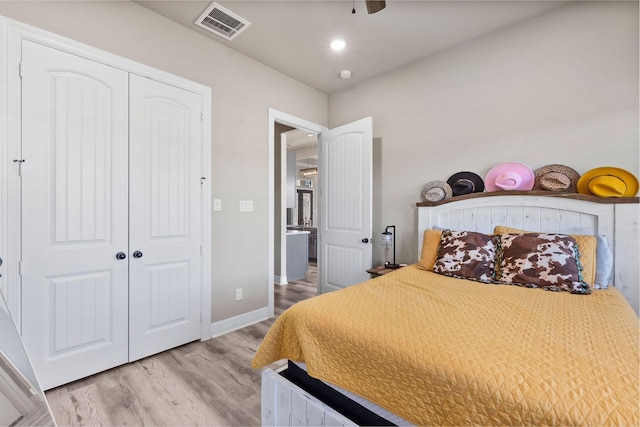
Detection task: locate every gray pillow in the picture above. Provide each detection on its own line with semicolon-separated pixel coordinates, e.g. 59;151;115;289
594;235;614;289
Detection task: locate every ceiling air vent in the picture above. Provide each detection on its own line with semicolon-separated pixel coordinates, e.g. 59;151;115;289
194;2;251;41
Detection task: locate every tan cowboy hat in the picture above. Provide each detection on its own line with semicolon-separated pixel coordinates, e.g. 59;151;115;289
421;181;453;202
577;167;639;197
533;164;580;192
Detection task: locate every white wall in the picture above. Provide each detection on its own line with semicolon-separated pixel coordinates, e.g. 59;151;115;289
329;1;639;265
2;1;637;326
0;1;328;322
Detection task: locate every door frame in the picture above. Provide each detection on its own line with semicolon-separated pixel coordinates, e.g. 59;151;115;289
268;109;325;317
0;17;212;341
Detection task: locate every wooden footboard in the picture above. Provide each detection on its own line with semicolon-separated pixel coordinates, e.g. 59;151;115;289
261;368;356;426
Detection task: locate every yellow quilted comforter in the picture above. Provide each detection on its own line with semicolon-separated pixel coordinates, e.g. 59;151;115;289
252;265;639;426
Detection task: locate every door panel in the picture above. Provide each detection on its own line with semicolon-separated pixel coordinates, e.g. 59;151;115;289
128;75;202;361
319;117;373;293
21;40;130;389
50;272;112;352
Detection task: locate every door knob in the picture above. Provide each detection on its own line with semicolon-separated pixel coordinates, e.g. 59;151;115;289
362;238;369;243
116;252;126;260
133;251;143;259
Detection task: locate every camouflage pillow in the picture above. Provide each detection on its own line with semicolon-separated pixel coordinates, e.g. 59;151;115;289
495;233;591;294
433;230;497;283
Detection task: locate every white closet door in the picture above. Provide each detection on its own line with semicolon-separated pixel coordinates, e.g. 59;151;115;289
20;40;130;389
128;75;202;361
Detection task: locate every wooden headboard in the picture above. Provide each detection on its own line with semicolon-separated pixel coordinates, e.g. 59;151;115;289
417;192;639;314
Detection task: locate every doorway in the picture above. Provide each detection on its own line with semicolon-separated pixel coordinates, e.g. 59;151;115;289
268;109;326;318
268;111;374;317
277;130;319;281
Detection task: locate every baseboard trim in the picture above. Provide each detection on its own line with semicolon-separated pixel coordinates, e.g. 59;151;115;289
210;306;270;338
274;275;288;285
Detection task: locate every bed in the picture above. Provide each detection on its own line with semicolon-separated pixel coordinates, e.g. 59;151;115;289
252;193;639;426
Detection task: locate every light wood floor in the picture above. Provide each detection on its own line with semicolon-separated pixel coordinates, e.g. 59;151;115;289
45;264;318;426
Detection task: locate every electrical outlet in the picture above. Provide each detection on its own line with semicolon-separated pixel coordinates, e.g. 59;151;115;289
235;288;243;301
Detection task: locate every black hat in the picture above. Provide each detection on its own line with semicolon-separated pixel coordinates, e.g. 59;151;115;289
446;172;485;196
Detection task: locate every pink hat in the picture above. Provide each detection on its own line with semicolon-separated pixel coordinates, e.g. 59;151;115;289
484;162;535;192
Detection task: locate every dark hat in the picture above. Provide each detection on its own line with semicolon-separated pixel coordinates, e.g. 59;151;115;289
446;172;485;196
421;181;453;202
533;164;580;193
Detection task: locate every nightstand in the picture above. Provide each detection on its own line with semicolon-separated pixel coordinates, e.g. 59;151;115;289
366;264;404;278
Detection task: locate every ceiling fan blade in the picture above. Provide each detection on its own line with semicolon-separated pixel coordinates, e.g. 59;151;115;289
366;0;386;14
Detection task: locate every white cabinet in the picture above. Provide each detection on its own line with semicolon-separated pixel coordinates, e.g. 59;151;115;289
286;231;309;281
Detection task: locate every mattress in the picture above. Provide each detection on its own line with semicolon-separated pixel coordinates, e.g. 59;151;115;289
252;264;640;425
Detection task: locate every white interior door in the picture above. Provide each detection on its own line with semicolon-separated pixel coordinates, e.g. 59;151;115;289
128;75;203;361
318;117;373;293
20;40;130;389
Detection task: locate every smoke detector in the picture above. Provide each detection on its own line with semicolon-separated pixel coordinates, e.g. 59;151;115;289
195;2;251;41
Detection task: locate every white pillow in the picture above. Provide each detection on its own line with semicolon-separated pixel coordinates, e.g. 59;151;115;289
594;235;614;289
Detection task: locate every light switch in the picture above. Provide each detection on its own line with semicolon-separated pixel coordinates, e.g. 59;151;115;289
239;200;254;212
213;199;222;211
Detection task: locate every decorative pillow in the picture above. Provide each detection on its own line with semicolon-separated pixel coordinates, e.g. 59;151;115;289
493;226;597;287
594;235;614;289
494;233;591;294
417;228;443;271
433;230;496;283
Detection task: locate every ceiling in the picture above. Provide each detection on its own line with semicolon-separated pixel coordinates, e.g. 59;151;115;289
135;0;566;94
285;129;317;149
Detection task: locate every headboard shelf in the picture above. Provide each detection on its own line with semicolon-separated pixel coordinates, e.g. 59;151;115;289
417;190;639;206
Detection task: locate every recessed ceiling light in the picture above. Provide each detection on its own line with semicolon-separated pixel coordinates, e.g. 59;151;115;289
339;70;352;79
330;39;346;51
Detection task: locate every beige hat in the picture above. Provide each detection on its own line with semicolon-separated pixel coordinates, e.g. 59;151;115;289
421;181;453;202
533;164;580;192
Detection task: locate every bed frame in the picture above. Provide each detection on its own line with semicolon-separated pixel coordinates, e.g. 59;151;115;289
261;193;639;426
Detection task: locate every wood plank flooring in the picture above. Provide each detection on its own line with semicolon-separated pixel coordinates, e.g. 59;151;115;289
45;264;318;426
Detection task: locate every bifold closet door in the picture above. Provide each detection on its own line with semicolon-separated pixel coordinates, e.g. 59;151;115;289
128;75;203;361
20;40;130;390
20;41;204;388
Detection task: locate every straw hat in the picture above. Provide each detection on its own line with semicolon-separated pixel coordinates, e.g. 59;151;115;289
577;167;639;197
484;162;535;192
446;172;485;196
421;181;453;202
533;164;580;192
